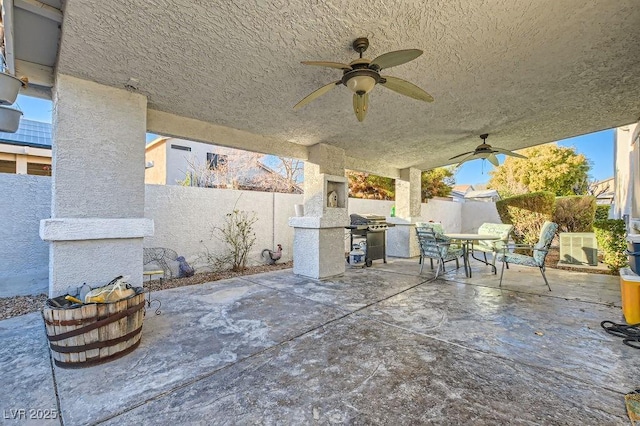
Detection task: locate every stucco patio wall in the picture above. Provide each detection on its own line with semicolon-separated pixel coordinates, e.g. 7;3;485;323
0;177;499;296
143;184;302;270
0;174;51;297
460;201;502;233
348;197;467;233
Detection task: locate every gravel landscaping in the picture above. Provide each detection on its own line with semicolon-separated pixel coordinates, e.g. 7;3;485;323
0;261;293;321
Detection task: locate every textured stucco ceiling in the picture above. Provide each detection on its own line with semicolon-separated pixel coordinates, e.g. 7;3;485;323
54;0;640;173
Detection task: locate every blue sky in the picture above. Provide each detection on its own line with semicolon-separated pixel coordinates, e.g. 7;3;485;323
15;94;53;123
18;94;615;184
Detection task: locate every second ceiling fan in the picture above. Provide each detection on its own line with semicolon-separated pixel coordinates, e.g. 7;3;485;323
294;37;434;122
449;134;527;166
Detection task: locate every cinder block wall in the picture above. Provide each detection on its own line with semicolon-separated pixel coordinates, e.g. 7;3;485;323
143;184;302;268
0;176;500;296
460;201;501;233
349;197;465;232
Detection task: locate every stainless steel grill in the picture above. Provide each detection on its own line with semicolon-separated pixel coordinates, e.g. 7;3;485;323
347;214;392;266
349;213;388;231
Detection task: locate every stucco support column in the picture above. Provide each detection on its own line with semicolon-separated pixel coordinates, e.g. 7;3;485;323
40;75;153;297
387;167;422;258
288;143;348;279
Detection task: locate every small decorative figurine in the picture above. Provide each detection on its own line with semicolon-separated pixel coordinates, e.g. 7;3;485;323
328;191;338;208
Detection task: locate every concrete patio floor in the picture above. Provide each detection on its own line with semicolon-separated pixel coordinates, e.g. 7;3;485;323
1;257;637;425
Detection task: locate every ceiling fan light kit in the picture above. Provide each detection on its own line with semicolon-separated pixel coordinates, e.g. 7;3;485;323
344;69;378;94
294;37;433;122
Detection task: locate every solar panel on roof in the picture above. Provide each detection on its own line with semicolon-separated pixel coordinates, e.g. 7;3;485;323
0;118;51;148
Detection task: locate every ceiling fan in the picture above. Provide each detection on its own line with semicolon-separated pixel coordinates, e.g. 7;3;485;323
294;37;434;122
449;134;527;166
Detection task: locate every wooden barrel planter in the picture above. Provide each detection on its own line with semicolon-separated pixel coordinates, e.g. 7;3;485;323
43;287;145;368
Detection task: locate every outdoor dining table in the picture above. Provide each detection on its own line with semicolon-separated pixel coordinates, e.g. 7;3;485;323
443;233;501;278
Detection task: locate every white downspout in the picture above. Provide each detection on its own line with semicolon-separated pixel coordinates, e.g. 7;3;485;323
1;0;15;75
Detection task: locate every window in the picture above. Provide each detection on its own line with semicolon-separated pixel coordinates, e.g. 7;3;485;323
171;144;191;151
27;162;51;176
0;160;16;174
207;153;228;169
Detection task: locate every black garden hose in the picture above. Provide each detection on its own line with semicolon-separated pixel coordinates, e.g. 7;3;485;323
601;320;640;349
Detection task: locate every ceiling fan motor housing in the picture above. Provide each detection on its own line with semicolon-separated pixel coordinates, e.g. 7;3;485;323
475;143;494;154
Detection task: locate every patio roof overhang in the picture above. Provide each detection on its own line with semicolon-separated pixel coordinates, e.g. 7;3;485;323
6;0;640;177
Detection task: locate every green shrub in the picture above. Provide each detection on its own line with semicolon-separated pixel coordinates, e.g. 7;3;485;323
595;205;610;221
496;191;556;245
553;196;596;233
593;219;628;273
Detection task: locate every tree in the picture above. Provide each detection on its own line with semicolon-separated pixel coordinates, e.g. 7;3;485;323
178;151;302;193
422;167;455;200
179;150;264;189
258;156;303;193
347;167;455;201
347;171;395;200
488;143;590;197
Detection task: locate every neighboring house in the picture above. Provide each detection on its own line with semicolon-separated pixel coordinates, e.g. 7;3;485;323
450;184;499;203
451;184;475;202
145;137;302;193
464;189;500;202
589;177;614;205
0;119;51;175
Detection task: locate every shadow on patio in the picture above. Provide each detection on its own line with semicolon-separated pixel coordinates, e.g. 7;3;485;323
2;258;635;425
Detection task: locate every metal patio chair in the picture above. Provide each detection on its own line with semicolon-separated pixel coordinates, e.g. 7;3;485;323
143;247;179;279
415;226;463;278
495;221;558;291
472;222;514;272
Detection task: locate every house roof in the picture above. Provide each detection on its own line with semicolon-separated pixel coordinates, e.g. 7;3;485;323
592;177;614;185
145;136;170;150
0;119;52;149
465;189;499;200
452;184;475;194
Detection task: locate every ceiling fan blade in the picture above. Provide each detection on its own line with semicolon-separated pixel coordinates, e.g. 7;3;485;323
380;75;434;102
449;150;474;160
487;153;500;166
293;81;341;110
455;153;478;167
370;49;423;70
492;147;528;159
353;93;369;122
301;61;352;70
